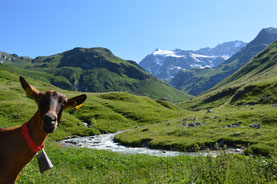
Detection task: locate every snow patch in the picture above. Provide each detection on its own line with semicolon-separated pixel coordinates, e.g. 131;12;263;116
220;55;230;60
153;49;184;58
169;66;182;70
190;64;207;69
190;53;217;59
190;53;229;61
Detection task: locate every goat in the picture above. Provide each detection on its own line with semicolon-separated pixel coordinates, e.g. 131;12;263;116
0;76;87;183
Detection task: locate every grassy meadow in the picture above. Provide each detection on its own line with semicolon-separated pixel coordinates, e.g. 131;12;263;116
0;64;277;183
18;143;277;184
115;104;277;156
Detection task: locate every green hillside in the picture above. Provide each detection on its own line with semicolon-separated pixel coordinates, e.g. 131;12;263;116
115;41;277;156
0;64;185;140
1;47;190;102
170;27;277;96
186;40;277;109
215;40;277;89
0;57;276;183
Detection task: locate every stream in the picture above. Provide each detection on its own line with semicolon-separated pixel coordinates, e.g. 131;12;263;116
59;132;243;157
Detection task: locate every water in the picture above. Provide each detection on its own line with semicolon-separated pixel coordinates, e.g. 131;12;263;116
59;132;242;157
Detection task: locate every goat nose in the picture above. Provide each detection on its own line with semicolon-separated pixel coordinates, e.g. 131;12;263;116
43;115;57;125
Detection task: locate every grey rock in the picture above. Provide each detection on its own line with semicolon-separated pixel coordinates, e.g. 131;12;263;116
188;123;196;127
225;122;242;128
250;123;261;129
235;122;242;126
195;122;202;126
182;118;191;122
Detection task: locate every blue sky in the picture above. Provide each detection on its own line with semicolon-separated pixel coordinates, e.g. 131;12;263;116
1;0;277;62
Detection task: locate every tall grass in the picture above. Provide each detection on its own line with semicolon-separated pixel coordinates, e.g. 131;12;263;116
18;144;277;184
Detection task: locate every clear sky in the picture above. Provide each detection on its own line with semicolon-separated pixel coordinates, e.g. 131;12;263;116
1;0;277;62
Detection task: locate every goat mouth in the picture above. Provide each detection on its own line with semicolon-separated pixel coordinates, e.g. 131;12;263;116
43;125;56;133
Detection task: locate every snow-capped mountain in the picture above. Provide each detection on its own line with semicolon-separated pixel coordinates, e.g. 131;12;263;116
139;41;247;82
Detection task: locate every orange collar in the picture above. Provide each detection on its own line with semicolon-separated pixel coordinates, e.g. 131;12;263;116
21;122;44;153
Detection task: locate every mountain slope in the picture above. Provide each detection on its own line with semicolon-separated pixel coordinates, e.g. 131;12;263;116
195;40;246;57
212;40;277;105
139;41;247;82
178;40;277;110
215;40;277;89
0;63;186;136
116;42;277;156
2;47;191;102
171;28;277;96
0;51;32;66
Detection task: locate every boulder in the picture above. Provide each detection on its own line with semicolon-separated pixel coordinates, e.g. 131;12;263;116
195;122;202;126
183;123;189;127
188;123;196;127
225;122;242;128
250;123;261;129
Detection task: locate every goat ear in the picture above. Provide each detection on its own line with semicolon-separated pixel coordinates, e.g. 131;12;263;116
64;94;87;109
19;76;40;99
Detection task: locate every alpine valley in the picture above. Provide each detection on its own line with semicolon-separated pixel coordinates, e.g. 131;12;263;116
170;27;277;95
0;28;277;184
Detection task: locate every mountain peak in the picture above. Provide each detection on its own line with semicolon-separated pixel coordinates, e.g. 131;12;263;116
68;47;113;55
261;27;277;34
251;27;277;46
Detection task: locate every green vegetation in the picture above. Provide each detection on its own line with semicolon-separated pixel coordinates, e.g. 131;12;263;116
116;40;277;156
18;143;277;184
170;28;277;96
1;47;191;102
1;39;277;183
0;64;184;140
214;40;277;91
115;105;277;155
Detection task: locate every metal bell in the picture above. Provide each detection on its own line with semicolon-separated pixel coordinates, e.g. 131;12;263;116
36;148;54;173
